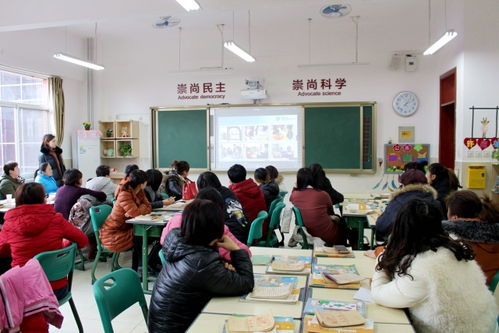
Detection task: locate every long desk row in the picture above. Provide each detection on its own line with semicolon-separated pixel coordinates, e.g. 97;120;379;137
188;247;415;333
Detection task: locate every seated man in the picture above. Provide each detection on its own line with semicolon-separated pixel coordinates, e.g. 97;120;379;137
0;161;24;200
85;165;117;203
227;164;267;234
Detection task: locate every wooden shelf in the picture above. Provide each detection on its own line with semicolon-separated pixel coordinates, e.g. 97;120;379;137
99;120;139;159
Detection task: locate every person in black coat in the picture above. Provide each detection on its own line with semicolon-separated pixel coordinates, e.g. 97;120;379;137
39;134;66;187
145;169;175;209
254;167;280;210
428;163;460;213
376;169;443;241
197;171;250;243
149;199;254;333
309;163;344;206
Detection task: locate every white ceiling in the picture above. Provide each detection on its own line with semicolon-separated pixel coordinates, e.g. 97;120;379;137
0;0;451;40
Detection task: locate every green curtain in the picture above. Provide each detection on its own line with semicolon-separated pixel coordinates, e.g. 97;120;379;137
48;76;65;145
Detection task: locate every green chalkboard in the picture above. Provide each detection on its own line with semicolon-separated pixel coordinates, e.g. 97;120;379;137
153;109;208;169
305;105;374;170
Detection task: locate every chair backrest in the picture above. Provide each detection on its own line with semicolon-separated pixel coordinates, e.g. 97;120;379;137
279;191;288;198
247;210;268;246
268;196;284;218
158;249;166;265
266;202;286;246
90;205;113;247
291;206;312;249
489;270;499;293
34;243;77;282
93;268;148;333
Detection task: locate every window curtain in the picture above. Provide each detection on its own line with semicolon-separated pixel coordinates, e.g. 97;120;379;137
48;76;65;145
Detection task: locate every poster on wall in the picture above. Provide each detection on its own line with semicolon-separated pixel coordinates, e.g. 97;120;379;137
384;144;430;174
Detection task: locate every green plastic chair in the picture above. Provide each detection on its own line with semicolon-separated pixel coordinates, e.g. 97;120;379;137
279;191;288;198
267;195;284;219
89;204;120;284
34;243;83;333
247;211;269;246
261;202;286;247
158;249;166;265
489;270;499;293
291;206;313;249
93;268;148;333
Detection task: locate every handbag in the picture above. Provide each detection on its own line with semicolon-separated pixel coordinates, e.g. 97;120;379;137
182;180;198;200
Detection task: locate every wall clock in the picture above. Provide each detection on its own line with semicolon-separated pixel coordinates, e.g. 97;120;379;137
392;91;419;117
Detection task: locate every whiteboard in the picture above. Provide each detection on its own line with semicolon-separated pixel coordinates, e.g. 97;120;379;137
210;106;303;171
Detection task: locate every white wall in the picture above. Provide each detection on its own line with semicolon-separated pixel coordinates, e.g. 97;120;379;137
0;28;88;162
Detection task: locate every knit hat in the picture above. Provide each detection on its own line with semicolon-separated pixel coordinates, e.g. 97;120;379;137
399;169;428;186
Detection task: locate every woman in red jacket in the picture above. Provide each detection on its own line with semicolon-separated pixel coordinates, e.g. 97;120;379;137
0;183;88;300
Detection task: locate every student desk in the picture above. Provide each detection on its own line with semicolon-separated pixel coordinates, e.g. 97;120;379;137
187;313;301;333
202;274;308;319
312;251;411;325
127;210;178;293
250;246;313;274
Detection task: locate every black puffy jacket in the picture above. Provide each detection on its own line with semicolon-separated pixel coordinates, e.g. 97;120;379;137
148;228;254;333
163;171;183;200
259;181;280;210
39;146;66;187
218;186;250;244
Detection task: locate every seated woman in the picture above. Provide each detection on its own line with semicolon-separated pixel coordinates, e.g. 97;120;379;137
290;168;344;244
196;171;249;243
427;162;460;212
114;164;139;198
163;160;196;200
149;199;254;333
145;169;175;209
376;169;442;241
0;183;88;300
54;168;107;220
160;187;251;261
99;169;152;271
372;199;497;333
309;163;344;206
34;162;58;194
254;167;279;210
442;190;499;285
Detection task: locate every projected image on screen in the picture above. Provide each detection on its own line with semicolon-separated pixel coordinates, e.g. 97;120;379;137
212;106;303;170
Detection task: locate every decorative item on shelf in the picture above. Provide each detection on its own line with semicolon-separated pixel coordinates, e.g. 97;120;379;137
106;148;114;157
105;129;113;137
119;143;132;157
83;122;91;130
492;148;499;162
121;126;129;137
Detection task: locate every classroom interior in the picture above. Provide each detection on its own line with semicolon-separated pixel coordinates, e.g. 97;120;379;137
1;0;498;332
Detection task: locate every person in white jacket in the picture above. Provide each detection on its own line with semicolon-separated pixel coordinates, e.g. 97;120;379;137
371;198;497;333
85;165;117;203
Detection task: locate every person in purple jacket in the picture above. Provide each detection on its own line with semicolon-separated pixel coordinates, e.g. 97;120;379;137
54;169;107;219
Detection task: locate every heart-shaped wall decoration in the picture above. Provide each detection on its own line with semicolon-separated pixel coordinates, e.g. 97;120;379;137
463;138;477;149
477;138;491;150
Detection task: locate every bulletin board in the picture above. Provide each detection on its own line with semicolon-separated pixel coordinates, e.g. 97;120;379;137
384;144;430;174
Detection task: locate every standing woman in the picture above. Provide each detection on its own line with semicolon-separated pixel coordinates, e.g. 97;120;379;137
39;134;66;187
99;169;152;271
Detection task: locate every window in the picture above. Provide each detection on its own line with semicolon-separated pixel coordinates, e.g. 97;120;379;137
0;69;52;178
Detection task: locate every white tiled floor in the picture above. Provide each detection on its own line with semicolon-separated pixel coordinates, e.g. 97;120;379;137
49;251;149;333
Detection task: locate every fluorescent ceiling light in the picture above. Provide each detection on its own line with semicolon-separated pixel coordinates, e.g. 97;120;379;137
53;53;104;70
223;41;255;63
423;30;458;55
176;0;200;12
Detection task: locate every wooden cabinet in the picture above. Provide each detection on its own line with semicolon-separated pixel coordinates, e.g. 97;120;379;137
99;120;139;158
